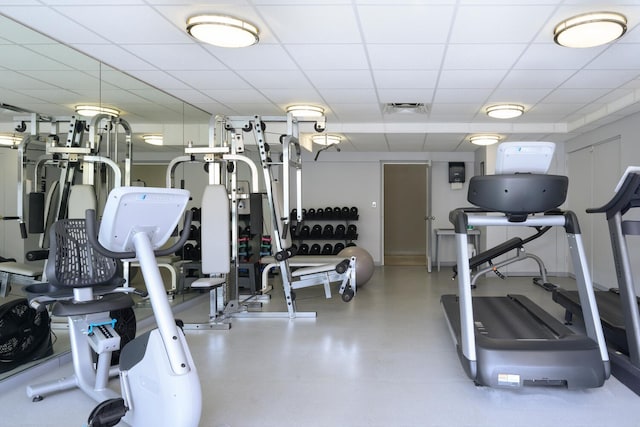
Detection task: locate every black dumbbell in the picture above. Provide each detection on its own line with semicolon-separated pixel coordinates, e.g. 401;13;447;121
322;243;333;255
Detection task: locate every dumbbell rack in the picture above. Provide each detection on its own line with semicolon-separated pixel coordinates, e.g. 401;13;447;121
289;206;359;256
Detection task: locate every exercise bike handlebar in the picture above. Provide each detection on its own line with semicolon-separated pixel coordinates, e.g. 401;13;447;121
85;209;193;260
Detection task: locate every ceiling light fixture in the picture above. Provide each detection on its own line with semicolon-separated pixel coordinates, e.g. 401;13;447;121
0;133;21;146
186;14;259;48
554;11;627;48
286;105;325;118
311;134;341;146
75;105;120;118
470;135;501;146
143;134;163;146
486;104;524;119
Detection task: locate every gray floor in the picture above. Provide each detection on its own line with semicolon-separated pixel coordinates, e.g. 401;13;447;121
2;267;640;427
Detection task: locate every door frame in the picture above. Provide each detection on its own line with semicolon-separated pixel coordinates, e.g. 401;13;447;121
380;161;432;269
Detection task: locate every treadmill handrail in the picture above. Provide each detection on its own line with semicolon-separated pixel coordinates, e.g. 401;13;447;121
587;172;640;219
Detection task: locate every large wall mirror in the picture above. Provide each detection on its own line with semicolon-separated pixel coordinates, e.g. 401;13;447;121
0;14;210;381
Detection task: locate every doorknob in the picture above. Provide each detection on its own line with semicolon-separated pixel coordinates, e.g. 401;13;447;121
425;216;435;221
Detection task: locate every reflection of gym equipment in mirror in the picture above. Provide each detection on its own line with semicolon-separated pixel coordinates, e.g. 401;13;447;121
26;187;201;427
0;112;136;377
553;168;640;395
441;142;610;389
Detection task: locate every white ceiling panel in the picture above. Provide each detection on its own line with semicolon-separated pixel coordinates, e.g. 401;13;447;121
54;5;190;44
374;70;438;89
210;44;298;71
443;44;527;70
357;5;455;44
257;5;361;44
367;45;445;70
499;69;575;89
123;44;224;71
235;70;314;90
451;5;554;43
305;70;374;89
286;44;369;70
438;70;507;89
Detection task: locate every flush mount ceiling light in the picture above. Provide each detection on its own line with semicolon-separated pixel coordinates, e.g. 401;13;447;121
75;105;120;118
486;104;525;119
470;135;501;146
0;133;21;146
311;134;341;146
286;105;325;118
143;134;163;146
554;11;627;48
186;14;259;48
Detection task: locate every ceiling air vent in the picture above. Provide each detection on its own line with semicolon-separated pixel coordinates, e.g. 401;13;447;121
383;102;429;115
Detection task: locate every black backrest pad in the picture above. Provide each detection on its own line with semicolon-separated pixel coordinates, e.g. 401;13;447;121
45;219;123;288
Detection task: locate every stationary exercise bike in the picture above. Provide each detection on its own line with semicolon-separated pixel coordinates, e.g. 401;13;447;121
26;187;201;427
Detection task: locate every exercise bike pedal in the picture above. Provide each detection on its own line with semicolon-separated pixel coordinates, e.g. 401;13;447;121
87;398;127;427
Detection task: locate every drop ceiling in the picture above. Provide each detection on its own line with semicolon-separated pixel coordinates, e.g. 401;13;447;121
1;1;640;153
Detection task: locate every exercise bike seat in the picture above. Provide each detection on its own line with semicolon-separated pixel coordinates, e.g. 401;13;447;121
25;218;134;315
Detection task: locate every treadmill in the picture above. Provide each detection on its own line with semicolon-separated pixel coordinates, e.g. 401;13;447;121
552;169;640;394
441;142;610;389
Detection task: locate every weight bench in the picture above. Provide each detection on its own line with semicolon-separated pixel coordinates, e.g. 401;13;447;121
0;262;43;297
452;226;554;289
260;255;355;299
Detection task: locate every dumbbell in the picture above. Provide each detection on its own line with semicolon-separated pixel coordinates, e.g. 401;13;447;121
333;243;345;255
310;224;323;238
298;244;309;255
309;244;321;255
321;243;333;255
334;224;346;239
346;224;358;239
350;206;358;219
333;206;342;219
322;224;334;238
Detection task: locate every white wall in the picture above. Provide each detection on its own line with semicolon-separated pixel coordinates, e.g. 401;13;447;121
565;111;640;293
299;150;474;265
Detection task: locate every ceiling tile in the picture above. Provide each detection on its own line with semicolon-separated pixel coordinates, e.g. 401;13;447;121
210;44;298;71
167;70;251;90
54;5;190;44
357;5;455;44
368;45;445;70
123;44;225;71
443;44;526;70
257;5;361;44
306;70;374;89
286;44;369;70
514;44;601;70
236;70;313;89
499;69;574;89
438;70;507;89
319;89;379;104
374;70;438;89
451;5;554;43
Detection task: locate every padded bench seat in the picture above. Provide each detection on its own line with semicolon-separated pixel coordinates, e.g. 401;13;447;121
260;255;349;292
0;261;44;297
